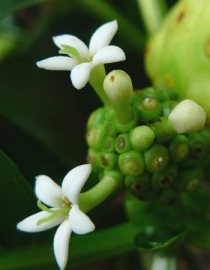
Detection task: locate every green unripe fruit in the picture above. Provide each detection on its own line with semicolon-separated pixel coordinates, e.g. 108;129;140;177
105;121;117;136
115;133;132;154
187;133;204;160
129;126;155;151
119;150;145;177
125;172;150;188
181;132;205;168
149;117;176;143
98;152;118;170
87;108;105;129
198;127;210;149
137;188;161;202
125;172;151;197
162;100;178;118
130;89;145;106
134;97;162;121
86;124;106;150
87;148;101;173
176;167;202;191
87;148;98;165
141;97;160;110
158;188;180;205
144;144;169;172
143;87;169;102
152;164;178;189
102;136;115;152
168;134;189;163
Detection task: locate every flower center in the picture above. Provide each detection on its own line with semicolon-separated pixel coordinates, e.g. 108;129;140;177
62;195;71;208
88;54;93;61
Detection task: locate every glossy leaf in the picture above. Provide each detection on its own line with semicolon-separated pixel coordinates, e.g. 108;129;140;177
0;222;139;270
0;149;35;248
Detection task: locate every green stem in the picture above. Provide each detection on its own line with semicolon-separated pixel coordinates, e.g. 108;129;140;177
89;64;111;107
150;252;178;270
137;0;167;36
79;175;118;213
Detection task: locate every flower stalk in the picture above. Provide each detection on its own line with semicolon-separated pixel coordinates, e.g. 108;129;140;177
88;64;111;107
79;174;120;213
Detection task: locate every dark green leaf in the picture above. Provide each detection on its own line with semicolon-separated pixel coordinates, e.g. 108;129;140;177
0;222;139;270
0;149;36;248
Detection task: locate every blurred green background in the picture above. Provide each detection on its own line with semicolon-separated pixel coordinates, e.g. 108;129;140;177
1;1;209;270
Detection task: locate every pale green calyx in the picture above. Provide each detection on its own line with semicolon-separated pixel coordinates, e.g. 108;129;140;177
103;70;133;124
168;99;206;133
59;44;84;63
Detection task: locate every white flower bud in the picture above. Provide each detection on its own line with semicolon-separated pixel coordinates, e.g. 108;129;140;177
103;70;133;106
168;99;206;133
103;70;133;124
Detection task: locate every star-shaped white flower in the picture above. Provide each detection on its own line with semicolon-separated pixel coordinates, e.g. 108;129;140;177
17;164;94;270
36;20;126;89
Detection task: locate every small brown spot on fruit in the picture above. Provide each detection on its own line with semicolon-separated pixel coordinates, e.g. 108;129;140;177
177;10;186;22
110;75;114;82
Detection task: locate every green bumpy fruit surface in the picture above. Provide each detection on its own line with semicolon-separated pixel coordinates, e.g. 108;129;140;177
86;87;210;205
145;0;210;123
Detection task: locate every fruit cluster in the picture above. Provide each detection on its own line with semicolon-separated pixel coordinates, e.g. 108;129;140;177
86;83;209;205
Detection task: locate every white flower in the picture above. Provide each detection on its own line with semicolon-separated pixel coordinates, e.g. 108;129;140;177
17;164;94;270
36;20;126;89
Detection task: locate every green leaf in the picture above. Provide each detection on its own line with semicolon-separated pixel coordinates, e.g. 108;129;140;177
0;149;36;248
0;222;139;270
135;231;186;252
0;0;52;20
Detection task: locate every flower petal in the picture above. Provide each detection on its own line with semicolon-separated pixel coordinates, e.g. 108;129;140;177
36;56;77;71
17;211;65;232
35;175;63;207
92;45;126;66
69;205;95;234
53;35;89;61
70;63;93;90
62;164;92;204
54;220;72;270
89;20;118;56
